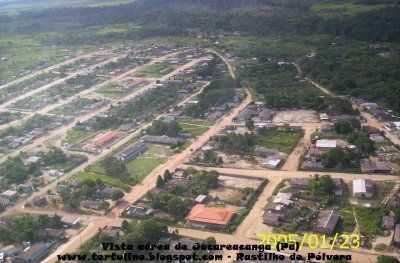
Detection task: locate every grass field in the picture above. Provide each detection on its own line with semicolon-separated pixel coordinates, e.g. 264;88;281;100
311;2;387;16
256;129;303;154
127;156;165;182
178;118;213;137
64;128;94;145
74;171;131;191
96;84;127;99
134;63;175;78
354;207;384;236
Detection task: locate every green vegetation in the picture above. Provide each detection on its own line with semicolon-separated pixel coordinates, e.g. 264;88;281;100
0;214;63;244
256;128;303;154
178;118;212;137
64;128;94;145
311;2;387;17
146;119;181;137
377;256;400;263
354;207;384;236
127;156;165;182
74;171;130;191
135;63;174;78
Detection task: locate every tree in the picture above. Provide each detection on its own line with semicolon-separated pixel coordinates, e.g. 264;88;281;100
163;170;173;181
167;196;188;219
103;157;129;179
156;175;165;188
111;190;124;201
377;256;400;263
311;175;335;195
334;120;353;134
245;118;255;131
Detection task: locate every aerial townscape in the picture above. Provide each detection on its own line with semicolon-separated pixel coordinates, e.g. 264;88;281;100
0;0;399;263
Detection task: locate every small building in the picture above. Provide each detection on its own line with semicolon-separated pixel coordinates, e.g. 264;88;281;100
115;142;148;162
273;192;293;206
38;228;65;240
186;204;235;229
92;131;119;148
32;196;48;207
319;113;329;121
142;135;185;146
254;146;279;158
360;158;392;174
315;139;337;150
61;215;80;228
0;190;17;201
313;209;340;235
352;179;375;199
0;196;10;209
288;178;310;190
194;194;208;204
18;183;33;194
262;157;282;169
123;205;153;218
262;211;281;226
98;187;122;199
81;200;105;211
369;134;385;143
382;215;396;230
393;224;400;248
14;242;51;263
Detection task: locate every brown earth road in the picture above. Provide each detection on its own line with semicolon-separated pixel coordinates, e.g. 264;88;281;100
281;123;321;171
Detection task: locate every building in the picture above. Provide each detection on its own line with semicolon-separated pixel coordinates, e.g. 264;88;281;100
14;243;51;263
272;192;293;206
262;211;281;226
194;194;208;204
254;146;279;158
313;209;340;235
360;158;392;174
92;131;119;148
61;215;80;228
38;228;65;240
352;179;375;199
319;113;329;121
98;187;122;199
142;135;185;146
116;142;148;162
0;190;17;201
315;139;337;150
0;196;10;209
288;178;310;190
81;200;105;211
186;204;235;229
262;157;282;169
123;205;153;218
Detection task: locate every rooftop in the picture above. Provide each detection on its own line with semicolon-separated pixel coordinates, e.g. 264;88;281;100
186;204;235;226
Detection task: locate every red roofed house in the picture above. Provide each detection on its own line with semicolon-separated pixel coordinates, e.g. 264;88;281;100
186;204;236;229
93;131;119;148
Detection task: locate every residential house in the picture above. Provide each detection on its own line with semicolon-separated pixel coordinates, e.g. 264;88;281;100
123;205;153;218
262;211;281;227
360;158;392;174
313;209;340;235
186;204;235;229
315;139;337;150
81;200;105;211
115;142;148;162
98;187;122;199
32;196;47;207
142;135;186;146
262;157;282;169
14;243;51;263
352;179;375;199
0;190;17;201
61;215;80;228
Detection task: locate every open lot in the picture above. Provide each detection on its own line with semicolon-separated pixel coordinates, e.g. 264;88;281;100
178;118;213;137
272;110;319;123
256;128;303;154
134;63;176;78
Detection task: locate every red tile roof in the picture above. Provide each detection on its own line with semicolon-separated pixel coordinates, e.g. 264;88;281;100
186;204;235;226
94;131;119;147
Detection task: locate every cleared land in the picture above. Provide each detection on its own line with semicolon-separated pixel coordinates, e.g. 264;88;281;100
178;118;213;137
134;63;175;78
256;129;303;154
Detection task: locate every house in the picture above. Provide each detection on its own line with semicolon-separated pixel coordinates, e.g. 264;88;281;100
18;183;33;194
142;135;185;146
262;211;281;226
81;200;105;211
38;228;65;240
0;196;10;209
382;215;396;230
116;142;148;162
369;134;385;143
123;205;153;218
262;157;282;169
186;204;235;229
352;179;375;199
393;224;400;248
315;139;337;150
98;187;122;199
273;192;293;206
288;178;310;190
319;113;329;121
92;131;119;148
0;190;17;201
194;195;208;204
61;215;80;228
313;209;340;235
32;196;47;207
360;158;392;174
254;146;279;158
14;242;51;263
